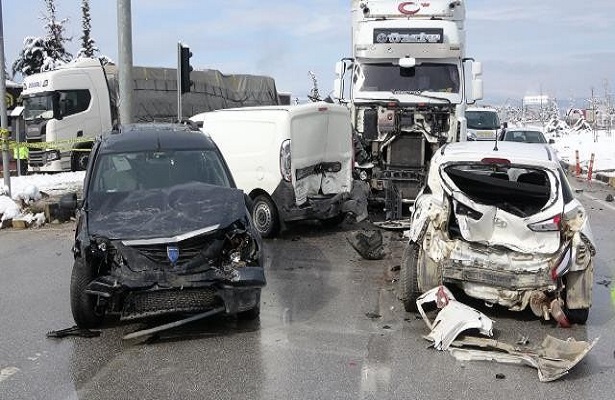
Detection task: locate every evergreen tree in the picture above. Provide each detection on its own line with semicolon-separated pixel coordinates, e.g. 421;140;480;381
77;0;97;58
41;0;73;71
11;0;72;77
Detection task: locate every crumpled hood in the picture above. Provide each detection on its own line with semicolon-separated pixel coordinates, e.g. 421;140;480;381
87;183;248;240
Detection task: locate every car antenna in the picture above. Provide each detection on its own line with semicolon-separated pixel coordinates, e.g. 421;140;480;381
493;129;499;151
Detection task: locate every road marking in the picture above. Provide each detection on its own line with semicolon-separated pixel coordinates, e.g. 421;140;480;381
0;366;20;383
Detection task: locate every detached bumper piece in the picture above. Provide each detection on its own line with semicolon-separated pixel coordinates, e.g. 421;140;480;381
417;285;599;382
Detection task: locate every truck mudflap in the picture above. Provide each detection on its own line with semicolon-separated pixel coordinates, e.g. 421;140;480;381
272;180;368;223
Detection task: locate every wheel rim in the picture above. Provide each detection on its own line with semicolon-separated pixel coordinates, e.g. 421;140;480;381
253;202;272;233
77;154;89;170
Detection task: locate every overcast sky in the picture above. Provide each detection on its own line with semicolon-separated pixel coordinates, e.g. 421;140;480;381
3;0;615;106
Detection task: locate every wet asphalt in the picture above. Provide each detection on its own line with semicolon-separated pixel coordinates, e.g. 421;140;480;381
0;177;614;400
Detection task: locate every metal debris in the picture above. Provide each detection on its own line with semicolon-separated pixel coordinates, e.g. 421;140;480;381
448;335;599;382
347;230;385;260
46;326;101;339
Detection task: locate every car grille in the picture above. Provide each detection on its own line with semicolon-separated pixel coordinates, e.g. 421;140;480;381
121;288;220;320
130;234;218;266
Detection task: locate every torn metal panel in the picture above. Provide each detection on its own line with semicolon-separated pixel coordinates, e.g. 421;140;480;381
416;286;494;350
448;335;599;382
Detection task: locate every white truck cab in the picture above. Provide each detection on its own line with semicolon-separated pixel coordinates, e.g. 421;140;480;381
191;102;355;237
21;58;112;172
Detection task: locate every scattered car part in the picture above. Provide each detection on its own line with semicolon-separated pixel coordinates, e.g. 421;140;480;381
347;230;385;260
46;326;101;339
448;335;599;382
416;286;494;350
122;306;225;341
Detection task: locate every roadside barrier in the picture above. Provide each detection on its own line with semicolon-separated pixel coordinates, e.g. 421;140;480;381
587;153;595;183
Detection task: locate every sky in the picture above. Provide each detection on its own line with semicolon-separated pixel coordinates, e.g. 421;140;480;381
3;0;615;107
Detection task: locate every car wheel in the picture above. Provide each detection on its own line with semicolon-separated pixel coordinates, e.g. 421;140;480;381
71;150;90;172
252;195;279;238
70;258;105;328
237;291;261;321
398;241;421;312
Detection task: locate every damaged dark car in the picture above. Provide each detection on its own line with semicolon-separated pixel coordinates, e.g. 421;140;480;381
68;124;265;328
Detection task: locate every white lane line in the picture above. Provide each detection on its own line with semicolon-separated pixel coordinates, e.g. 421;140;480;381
0;366;20;383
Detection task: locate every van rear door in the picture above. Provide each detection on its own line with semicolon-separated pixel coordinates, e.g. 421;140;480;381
290;105;353;205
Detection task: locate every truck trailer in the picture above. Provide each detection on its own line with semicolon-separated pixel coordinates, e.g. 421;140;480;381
20;58;279;172
333;0;483;218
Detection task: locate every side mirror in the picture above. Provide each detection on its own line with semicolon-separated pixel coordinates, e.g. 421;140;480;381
472;79;484;101
333;78;343;101
335;61;344;77
472;61;483;77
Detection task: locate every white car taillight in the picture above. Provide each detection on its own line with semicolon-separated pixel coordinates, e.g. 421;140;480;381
528;214;562;232
279;139;292;182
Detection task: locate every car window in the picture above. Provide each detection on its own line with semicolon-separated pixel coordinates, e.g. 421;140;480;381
92;149;232;192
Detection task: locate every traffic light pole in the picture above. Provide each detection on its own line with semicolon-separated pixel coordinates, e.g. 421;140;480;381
177;42;183;121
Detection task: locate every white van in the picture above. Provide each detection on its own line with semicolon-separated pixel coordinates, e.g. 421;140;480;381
191;102;354;237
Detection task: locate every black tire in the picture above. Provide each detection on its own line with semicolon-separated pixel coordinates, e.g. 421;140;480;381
251;195;279;238
237;291;261;321
563;307;589;325
70;258;105;328
398;242;420;312
71;150;90;172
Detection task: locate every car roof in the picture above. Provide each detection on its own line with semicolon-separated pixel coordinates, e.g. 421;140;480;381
99;123;217;153
438;141;558;167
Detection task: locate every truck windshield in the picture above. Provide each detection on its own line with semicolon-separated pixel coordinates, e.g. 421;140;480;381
466;111;500;130
23;94;54;121
357;63;460;93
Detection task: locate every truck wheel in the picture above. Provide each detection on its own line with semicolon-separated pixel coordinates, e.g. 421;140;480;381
70;258;105;328
252;195;279;238
398;242;421;312
71;150;90;172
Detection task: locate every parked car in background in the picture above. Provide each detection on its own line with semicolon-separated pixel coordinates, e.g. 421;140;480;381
399;141;595;325
499;128;553;144
65;124;265;328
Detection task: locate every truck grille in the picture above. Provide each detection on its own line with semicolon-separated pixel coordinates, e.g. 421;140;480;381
121;288;219;320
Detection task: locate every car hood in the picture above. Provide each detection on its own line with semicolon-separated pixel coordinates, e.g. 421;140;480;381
87;183;248;240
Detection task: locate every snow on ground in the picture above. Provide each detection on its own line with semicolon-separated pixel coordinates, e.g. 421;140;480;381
0;171;85;223
548;129;615;176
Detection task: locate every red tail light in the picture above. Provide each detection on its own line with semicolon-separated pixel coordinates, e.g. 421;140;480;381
528;214;561;232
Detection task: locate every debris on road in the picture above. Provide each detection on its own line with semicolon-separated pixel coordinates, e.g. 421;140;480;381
416;286;494;351
606;194;614;202
449;335;599;382
46;326;101;339
347;229;386;260
415;285;599;382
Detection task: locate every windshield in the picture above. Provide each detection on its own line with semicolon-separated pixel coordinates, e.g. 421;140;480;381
91;149;232;194
23;94;54;121
356;63;460;94
503;130;547;143
466;111;500;130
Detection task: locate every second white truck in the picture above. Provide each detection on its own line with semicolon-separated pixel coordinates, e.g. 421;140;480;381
333;0;483;218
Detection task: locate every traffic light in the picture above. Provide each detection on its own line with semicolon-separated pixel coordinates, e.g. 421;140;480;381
179;43;193;94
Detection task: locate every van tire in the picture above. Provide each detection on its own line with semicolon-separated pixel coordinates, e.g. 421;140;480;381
398;242;420;312
71;150;90;172
252;195;279;238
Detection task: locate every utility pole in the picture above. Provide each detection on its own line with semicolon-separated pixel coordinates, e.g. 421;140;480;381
117;0;134;126
0;0;11;195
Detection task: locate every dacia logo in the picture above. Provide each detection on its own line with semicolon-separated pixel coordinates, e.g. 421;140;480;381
167;245;179;265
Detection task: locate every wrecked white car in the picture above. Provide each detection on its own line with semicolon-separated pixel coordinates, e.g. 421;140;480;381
399;141;595;325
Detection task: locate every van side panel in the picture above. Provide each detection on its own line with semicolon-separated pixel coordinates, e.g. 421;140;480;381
206;120;281;195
